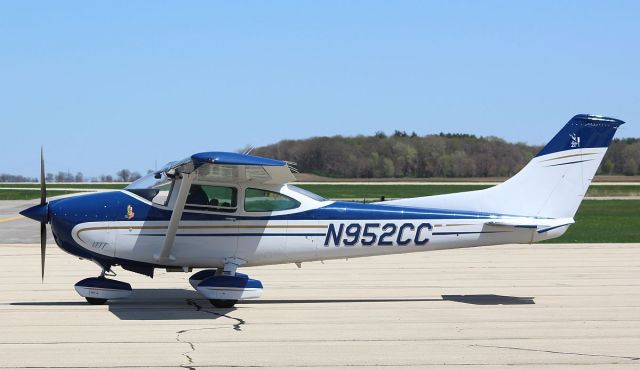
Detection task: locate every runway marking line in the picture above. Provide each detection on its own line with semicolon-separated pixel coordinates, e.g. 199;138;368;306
0;215;24;223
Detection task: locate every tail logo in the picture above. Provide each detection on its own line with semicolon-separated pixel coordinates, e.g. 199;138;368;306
570;133;581;148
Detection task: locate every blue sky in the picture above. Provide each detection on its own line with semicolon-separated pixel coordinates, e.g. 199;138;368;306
1;1;638;178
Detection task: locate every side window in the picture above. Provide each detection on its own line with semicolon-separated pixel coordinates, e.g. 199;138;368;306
186;184;237;213
244;188;300;212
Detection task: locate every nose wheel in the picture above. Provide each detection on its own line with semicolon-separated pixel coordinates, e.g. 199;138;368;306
209;299;238;308
85;297;108;305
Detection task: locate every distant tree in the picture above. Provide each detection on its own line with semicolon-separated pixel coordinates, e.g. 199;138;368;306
99;174;114;182
55;172;66;182
374;131;387;139
46;173;54;182
129;172;142;181
116;169;131;182
393;130;408;138
0;174;36;182
623;158;638;176
599;160;614;175
74;172;84;182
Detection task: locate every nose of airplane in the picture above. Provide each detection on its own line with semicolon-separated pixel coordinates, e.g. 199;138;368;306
20;203;50;224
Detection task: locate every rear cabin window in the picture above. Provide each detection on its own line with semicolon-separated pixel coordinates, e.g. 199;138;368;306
244;188;300;212
185;184;237;213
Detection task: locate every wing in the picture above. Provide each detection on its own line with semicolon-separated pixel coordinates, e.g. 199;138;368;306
158;151;296;185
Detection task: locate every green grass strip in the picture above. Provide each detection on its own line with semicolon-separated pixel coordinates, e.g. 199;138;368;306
543;200;640;243
0;190;90;200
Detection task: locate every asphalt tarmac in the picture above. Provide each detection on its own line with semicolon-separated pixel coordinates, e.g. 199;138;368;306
0;200;639;368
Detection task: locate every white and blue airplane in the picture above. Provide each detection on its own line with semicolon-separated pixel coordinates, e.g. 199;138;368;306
20;114;624;308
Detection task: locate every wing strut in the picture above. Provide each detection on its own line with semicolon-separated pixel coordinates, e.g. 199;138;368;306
154;171;196;263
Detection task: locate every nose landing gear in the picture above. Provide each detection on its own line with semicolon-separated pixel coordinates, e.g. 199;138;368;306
74;269;132;305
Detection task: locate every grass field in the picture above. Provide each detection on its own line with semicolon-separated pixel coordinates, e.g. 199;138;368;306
297;184;489;199
0;190;87;200
1;183;639;197
297;184;640;199
0;183;127;189
542;200;640;243
584;185;640;197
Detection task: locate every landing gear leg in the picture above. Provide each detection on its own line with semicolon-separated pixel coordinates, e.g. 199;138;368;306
84;269;109;305
207;258;243;308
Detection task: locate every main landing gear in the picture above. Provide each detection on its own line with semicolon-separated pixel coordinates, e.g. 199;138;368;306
189;259;263;308
191;271;263;308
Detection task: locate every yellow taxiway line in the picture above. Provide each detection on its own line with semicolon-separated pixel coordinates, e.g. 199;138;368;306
0;215;24;223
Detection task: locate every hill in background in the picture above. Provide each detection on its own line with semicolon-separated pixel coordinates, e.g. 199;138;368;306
253;132;640;178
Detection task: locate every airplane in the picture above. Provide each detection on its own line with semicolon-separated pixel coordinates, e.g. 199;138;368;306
20;114;624;308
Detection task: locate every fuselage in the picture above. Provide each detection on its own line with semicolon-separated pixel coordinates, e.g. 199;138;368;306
48;185;564;274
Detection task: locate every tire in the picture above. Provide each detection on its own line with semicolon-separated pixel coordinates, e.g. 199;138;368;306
209;299;237;308
85;297;108;305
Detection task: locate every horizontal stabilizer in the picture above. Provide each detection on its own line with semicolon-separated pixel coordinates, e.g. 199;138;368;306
485;218;574;234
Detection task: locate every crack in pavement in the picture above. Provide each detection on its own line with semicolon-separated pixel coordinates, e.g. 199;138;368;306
176;299;246;369
473;344;640;361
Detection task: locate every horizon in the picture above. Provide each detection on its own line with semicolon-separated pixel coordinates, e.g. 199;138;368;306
1;1;638;177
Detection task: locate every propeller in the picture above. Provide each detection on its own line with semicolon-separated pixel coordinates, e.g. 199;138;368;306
19;147;49;281
39;147;46;280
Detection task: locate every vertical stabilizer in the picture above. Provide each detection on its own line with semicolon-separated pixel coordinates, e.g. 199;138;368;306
382;114;624;219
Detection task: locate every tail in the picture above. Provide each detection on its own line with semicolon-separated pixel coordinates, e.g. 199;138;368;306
383;114;625;219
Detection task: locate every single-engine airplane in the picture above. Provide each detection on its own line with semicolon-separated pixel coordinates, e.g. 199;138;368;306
21;114;624;308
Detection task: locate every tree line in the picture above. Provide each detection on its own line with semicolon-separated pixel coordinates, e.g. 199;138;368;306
253;131;640;178
2;133;638;182
0;169;145;183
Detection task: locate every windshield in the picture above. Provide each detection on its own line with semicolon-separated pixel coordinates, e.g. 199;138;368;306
126;172;172;190
125;172;174;205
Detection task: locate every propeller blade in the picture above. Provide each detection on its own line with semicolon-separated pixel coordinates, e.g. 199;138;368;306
40;147;47;281
40;147;46;206
40;222;46;281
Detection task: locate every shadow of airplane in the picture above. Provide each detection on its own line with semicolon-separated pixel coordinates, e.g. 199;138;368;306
10;291;535;320
441;294;535;305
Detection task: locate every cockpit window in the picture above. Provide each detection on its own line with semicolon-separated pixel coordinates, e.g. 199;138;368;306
125;172;174;205
186;184;237;213
244;188;300;212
